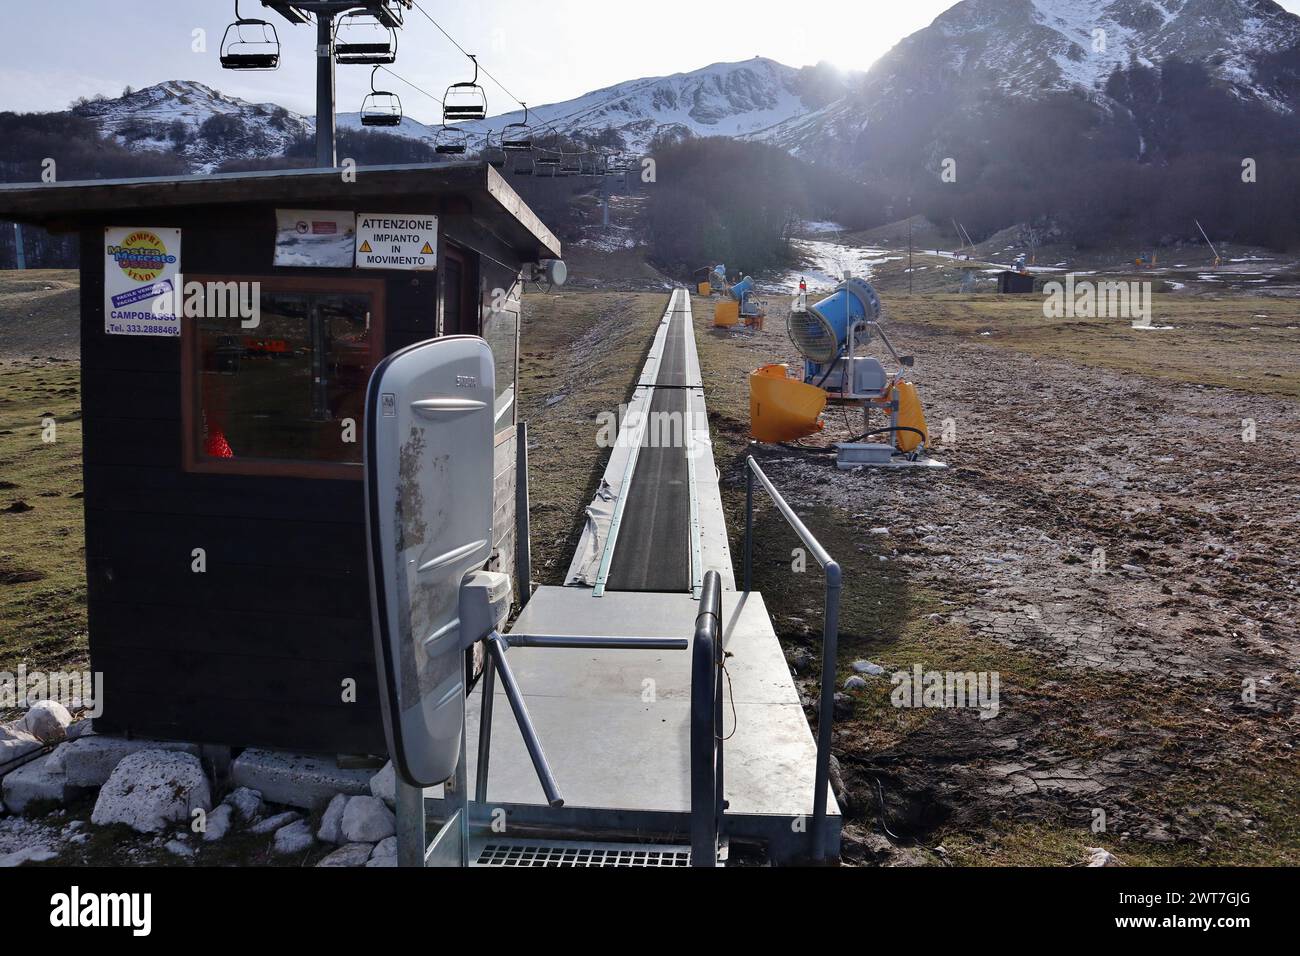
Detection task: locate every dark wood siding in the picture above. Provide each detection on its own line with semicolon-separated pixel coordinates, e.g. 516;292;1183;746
79;199;521;756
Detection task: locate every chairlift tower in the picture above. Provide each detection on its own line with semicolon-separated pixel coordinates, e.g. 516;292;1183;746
253;2;411;167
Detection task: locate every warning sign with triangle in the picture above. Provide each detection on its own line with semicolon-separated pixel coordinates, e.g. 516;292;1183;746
354;212;438;271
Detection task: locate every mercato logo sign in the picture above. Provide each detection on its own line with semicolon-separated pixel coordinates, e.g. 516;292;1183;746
49;886;152;936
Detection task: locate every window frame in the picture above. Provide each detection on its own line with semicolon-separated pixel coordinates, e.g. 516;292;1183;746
181;274;387;480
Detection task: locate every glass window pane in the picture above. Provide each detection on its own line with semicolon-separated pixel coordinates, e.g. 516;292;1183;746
482;300;517;428
194;289;374;468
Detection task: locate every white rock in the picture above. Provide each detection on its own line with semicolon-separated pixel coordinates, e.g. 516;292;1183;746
90;750;211;834
19;701;72;744
249;810;300;835
1085;847;1123;867
0;729;43;768
851;660;885;676
317;842;374;867
164;839;195;858
843;675;868;690
223;787;263;822
272;819;315;856
341;795;395;843
2;752;82;812
367;835;397;867
56;735;199;788
229;749;372;811
65;719;92;741
0;845;58;867
317;793;347;844
202;803;234;842
369;762;396;807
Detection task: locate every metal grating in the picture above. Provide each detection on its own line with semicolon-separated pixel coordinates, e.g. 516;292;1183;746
473;839;693;867
787;308;838;364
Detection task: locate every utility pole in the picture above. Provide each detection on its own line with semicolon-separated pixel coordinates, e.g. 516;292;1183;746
907;194;914;296
13;222;25;270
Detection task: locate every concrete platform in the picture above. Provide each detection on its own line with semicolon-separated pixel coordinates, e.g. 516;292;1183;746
469;586;840;861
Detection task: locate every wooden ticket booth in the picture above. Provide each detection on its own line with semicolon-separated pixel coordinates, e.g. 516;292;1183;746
0;162;560;756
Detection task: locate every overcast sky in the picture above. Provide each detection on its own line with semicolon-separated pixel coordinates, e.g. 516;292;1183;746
3;1;1300;124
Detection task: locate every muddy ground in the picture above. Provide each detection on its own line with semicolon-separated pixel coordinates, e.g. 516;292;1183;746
1;265;1295;866
690;288;1299;866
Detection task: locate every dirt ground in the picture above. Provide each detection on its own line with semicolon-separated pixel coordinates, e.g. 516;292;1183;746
2;261;1296;867
690;285;1300;866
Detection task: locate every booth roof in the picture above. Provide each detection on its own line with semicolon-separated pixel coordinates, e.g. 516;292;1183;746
0;161;560;261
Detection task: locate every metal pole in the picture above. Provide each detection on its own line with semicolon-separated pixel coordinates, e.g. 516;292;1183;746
743;463;754;593
13;223;26;270
395;775;425;867
485;635;564;808
505;634;687;650
514;420;532;608
811;562;841;862
474;652;496;803
315;12;337;168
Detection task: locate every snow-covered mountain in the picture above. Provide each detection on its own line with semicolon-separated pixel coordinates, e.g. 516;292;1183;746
65;1;1300;175
451;57;837;153
72;80;311;172
756;0;1300;160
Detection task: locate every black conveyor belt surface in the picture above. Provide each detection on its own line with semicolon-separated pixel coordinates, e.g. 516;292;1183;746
605;300;692;592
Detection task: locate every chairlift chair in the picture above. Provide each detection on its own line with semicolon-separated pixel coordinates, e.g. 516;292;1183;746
360;66;402;127
219;1;280;70
434;126;469;155
374;0;408;29
512;153;535;176
502;103;533;152
561;152;581;175
334;10;397;65
443;55;488;122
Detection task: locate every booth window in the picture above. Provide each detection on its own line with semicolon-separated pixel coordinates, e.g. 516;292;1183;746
481;282;519;432
183;277;385;478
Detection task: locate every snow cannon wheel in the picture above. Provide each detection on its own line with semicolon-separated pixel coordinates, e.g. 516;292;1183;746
750;364;827;443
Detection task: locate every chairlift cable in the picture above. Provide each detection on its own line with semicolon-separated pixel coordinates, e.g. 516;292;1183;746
410;0;525;109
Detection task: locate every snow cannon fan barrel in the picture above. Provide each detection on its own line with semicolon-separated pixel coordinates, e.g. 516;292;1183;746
728;275;755;301
788;276;881;369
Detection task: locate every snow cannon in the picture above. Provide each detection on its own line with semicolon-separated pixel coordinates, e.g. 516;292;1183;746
714;274;765;329
789;276;881;382
749;276;945;468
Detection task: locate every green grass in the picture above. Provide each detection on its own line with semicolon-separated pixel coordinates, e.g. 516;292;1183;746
0;359;87;707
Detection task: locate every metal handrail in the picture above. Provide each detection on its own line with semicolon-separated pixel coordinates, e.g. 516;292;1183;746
690;569;724;866
743;455;841;862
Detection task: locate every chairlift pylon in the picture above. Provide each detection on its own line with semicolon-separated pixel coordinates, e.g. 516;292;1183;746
360;67;402;127
334;9;397;65
443;54;488;122
219;0;280;70
502;103;533;152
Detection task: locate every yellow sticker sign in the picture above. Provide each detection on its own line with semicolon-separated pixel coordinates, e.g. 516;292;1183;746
103;227;182;337
355;213;438;271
